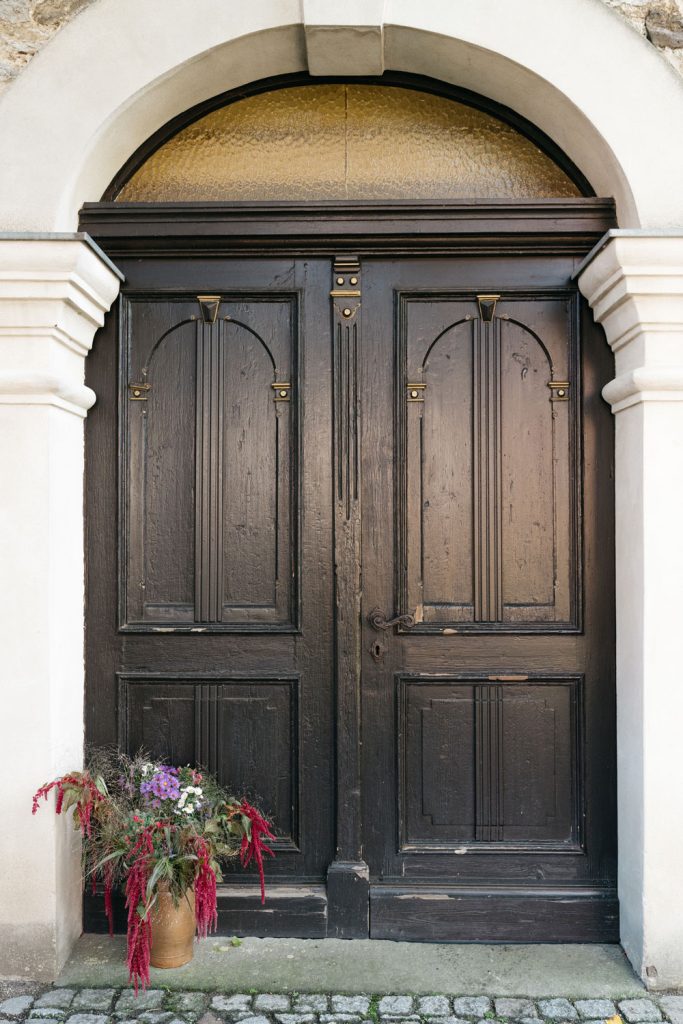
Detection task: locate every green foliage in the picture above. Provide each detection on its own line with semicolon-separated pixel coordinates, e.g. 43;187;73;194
367;997;380;1022
49;748;267;906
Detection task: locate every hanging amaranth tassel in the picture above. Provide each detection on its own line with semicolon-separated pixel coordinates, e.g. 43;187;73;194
239;800;276;905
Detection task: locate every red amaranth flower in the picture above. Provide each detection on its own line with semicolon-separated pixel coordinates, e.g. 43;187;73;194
125;828;154;993
239;801;275;905
32;773;103;837
193;836;218;939
103;860;115;938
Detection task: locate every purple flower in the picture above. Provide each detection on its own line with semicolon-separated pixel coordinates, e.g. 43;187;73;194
147;769;181;801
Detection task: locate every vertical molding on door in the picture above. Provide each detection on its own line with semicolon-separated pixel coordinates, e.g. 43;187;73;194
327;254;370;937
195;318;225;622
475;684;504;842
473;316;503;622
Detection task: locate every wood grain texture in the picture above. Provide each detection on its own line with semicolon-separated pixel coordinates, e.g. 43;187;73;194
120;293;298;631
84;207;616;941
327;256;370;937
370;886;619;942
86;257;335;934
79;200;615;257
118;674;300;850
360;256;615;941
399;293;579;633
398;676;580;851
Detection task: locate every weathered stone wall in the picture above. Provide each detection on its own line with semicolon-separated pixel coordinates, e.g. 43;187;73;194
603;0;683;74
0;0;92;94
0;0;682;96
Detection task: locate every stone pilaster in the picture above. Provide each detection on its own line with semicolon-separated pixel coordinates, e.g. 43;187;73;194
578;232;683;991
0;235;121;979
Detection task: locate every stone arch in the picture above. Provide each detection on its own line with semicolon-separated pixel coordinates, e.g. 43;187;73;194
2;0;683;991
0;0;683;229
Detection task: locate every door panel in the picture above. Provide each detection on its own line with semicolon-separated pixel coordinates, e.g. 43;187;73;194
122;294;298;630
85;258;334;933
399;676;579;851
400;293;578;632
361;258;616;941
120;674;300;850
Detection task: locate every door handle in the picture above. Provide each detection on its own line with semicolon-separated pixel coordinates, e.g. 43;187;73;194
367;607;416;632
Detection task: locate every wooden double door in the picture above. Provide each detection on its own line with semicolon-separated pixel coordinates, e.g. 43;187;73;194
85;242;617;941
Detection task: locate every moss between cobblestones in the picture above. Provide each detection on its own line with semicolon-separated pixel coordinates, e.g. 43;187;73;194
366;999;379;1024
1;986;683;1024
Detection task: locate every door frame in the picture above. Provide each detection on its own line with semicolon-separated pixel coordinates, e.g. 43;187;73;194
80;198;617;940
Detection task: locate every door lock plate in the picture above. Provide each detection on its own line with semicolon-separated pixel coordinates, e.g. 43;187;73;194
369;638;388;663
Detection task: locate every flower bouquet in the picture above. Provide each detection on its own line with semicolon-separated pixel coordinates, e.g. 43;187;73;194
33;750;275;991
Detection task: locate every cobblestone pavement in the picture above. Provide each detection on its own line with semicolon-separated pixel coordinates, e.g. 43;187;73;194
2;989;683;1024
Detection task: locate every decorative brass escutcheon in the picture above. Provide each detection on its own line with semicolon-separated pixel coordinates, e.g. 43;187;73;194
477;294;500;322
331;255;361;320
272;381;291;402
407;382;426;403
548;380;570;401
128;382;152;401
197;295;221;324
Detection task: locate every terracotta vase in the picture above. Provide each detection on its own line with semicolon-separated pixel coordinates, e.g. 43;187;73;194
150;885;196;969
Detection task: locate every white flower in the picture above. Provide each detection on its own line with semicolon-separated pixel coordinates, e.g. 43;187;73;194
184;804;194;814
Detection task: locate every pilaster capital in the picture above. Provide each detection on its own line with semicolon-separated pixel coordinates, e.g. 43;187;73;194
577;231;683;411
0;235;122;417
302;0;386;75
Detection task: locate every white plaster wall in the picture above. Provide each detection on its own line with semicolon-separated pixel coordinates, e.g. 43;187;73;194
0;0;682;228
2;0;682;97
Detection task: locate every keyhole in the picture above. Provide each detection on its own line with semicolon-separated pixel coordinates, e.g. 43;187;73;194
370;640;386;663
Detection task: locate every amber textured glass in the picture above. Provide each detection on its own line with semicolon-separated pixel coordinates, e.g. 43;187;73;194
116;84;580;201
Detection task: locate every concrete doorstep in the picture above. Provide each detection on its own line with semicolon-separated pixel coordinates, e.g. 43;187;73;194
48;935;655;998
3;946;683;1024
8;934;683;1024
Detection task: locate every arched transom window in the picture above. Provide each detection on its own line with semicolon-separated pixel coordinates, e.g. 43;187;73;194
115;83;582;202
